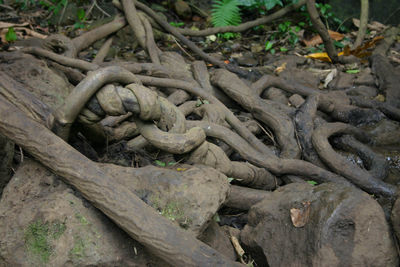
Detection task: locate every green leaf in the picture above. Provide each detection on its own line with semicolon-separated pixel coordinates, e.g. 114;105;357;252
168;162;176;166
154;160;166;167
307;180;318;186
270;48;276;54
265;41;273;51
280;47;288;52
346;69;360;74
213;214;221;222
73;22;85;29
77;8;85;21
196;99;203;107
264;0;283;10
212;0;241;27
5;27;17;42
170;21;185;27
227;177;235;183
203;100;210;104
334;40;344;48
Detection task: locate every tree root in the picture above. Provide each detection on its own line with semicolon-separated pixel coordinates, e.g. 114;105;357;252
312;122;397;197
0;94;242;267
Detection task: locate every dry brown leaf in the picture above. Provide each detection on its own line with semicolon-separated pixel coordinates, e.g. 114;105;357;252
353;18;388;32
306;36;384;62
374;94;385;102
303;30;344;47
290;201;311;227
274;62;287;74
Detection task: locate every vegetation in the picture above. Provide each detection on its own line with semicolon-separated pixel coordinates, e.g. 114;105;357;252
24;220;66;264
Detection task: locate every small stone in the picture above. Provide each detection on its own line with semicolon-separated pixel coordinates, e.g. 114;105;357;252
251;43;264;53
175;0;192;19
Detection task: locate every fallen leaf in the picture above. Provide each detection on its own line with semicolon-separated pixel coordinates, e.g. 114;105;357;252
374;94;385;102
353;18;388;32
274;62;287;74
324;68;337;88
303;30;344;47
290;201;311;227
306;36;384;62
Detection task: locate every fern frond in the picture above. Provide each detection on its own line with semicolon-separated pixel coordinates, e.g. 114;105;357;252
211;0;242;27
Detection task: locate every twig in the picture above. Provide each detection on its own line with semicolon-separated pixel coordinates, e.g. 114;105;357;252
58;0;68;25
171;36;195;61
94;0;111;17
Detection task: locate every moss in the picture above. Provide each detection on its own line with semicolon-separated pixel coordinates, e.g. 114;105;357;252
24;220;66;264
69;236;86;259
75;213;89;225
151;197;192;229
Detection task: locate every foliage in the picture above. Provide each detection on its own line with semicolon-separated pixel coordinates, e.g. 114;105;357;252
69;236;86;259
300;3;348;32
211;0;242;27
39;0;67;16
73;8;86;29
307;180;318;185
265;20;302;53
5;27;17;42
170;21;185;27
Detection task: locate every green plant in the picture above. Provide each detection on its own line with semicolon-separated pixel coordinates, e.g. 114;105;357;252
264;20;302;53
73;8;86;29
39;0;67;16
5;27;17;42
211;0;242;27
300;2;348;32
211;0;300;40
170;21;185;27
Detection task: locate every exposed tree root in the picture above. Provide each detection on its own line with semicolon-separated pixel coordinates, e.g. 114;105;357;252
312;122;397;197
0;94;241;267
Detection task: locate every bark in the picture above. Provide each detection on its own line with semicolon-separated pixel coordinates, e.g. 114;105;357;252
353;0;369;48
306;0;338;63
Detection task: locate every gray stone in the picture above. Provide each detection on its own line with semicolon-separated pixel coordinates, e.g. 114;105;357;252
240;182;398;267
354;68;376;86
345;85;378;98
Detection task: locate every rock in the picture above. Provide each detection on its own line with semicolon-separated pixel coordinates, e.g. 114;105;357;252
345;85;378;98
199;221;237;261
0;133;13;196
391;196;400;242
237;52;258;67
0;52;73;110
250;43;264;53
240;182;398;267
329;72;355;90
280;69;320;89
175;0;192;19
102;163;230;236
0;160;169;266
354;68;375;86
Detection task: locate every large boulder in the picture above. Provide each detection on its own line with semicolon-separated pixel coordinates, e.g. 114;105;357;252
0;160;168;266
240;182;398;267
0;159;230;266
101;163;230;236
